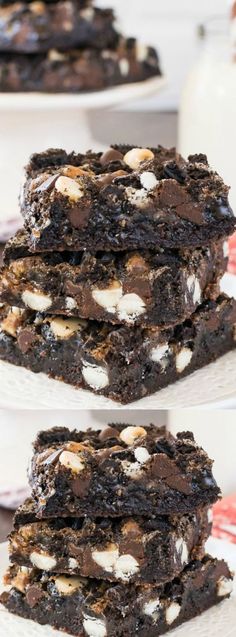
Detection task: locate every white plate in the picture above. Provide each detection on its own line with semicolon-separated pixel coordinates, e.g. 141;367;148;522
0;539;235;637
0;350;236;410
0;76;166;112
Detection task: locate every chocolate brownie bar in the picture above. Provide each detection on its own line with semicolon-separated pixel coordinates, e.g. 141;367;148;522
0;238;226;327
1;557;233;636
26;425;220;518
0;3;119;53
10;499;211;584
0;294;235;404
0;40;160;92
20;147;235;252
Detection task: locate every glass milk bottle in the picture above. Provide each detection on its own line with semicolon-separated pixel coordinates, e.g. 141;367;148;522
178;16;236;212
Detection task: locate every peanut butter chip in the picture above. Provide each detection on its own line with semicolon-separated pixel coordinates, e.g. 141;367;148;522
123;148;154;170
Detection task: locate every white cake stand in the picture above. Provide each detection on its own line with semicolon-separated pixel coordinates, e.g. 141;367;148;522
0;76;166;227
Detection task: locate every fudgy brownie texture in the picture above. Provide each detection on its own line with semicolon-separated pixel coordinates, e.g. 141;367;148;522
20;147;235;252
3;230;34;264
0;294;236;403
0;236;226;327
1;557;233;636
0;39;160;92
0;3;119;53
26;425;220;518
10;499;211;584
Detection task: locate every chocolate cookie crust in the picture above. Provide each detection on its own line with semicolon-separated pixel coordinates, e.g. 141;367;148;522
20;146;235;252
1;557;232;637
0;294;236;403
0;238;226;327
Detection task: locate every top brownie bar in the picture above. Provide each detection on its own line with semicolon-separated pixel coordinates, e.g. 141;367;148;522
29;425;220;518
20;146;235;252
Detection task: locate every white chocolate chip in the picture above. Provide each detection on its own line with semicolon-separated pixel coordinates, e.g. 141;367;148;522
207;508;213;524
101;50;117;61
65;296;77;310
217;576;233;597
119;58;130;76
82;361;109;390
80;7;95;21
30;551;57;571
92;545;119;572
59;450;84;473
83;615;107;637
114;554;139;581
30;1;45;15
150;343;170;367
223;241;229;258
68;558;78;570
55;176;84;201
176;347;192;373
143;597;160;619
22;290;52;312
165;602;181;625
50;317;81;339
136;43;148;62
175;539;188;565
140;171;158;191
92;283;123;314
187;275;201;304
120;426;147;446
134;446;150;464
117;293;146;322
123;148;154;170
55;575;82;595
48;49;67;62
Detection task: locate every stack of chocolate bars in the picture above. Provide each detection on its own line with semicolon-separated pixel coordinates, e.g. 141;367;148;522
1;425;233;635
0;145;236;403
0;0;161;92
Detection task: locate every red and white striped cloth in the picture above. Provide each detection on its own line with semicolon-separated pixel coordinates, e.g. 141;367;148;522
228;233;236;275
212;494;236;544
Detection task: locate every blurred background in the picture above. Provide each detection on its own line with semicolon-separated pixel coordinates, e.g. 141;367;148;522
0;409;235;543
98;0;229;111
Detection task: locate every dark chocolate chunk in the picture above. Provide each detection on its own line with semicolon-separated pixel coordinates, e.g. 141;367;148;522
100;149;124;166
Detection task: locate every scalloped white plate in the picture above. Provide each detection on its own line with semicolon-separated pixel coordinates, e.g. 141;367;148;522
0;538;235;637
0;350;236;410
0;76;166;112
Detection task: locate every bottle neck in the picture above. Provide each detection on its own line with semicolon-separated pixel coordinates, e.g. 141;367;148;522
200;17;233;63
